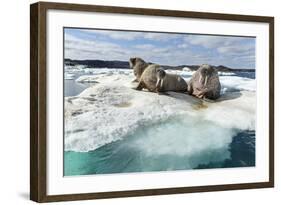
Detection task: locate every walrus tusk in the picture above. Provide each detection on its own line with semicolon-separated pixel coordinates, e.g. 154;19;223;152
156;78;160;88
160;79;164;89
204;76;209;86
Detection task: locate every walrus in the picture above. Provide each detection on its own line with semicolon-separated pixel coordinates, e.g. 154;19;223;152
129;57;149;82
187;64;221;100
135;64;187;93
155;69;187;93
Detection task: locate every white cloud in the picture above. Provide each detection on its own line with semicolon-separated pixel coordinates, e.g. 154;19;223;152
183;35;255;68
81;29;181;41
142;33;180;41
178;44;189;48
64;33;131;60
102;32;141;41
134;44;155;49
81;29;143;40
217;43;254;55
187;35;241;48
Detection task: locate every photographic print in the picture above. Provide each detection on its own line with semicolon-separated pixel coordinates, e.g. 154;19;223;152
63;28;256;176
30;2;274;202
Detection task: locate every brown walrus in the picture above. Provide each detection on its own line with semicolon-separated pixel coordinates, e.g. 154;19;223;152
188;64;221;100
129;57;149;82
130;58;187;93
155;69;187;93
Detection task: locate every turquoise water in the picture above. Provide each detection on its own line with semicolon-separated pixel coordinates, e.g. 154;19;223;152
64;117;255;176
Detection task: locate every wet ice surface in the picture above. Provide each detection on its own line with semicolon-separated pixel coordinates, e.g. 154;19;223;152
64;66;256;175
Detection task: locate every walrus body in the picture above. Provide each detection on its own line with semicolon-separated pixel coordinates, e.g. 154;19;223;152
188;64;221;100
135;64;161;92
130;57;187;93
135;64;187;93
155;69;187;92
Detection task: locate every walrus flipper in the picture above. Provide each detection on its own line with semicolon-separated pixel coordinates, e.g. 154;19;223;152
135;81;144;91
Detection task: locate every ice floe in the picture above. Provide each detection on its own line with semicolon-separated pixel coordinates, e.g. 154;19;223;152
64;73;75;80
64;69;256;153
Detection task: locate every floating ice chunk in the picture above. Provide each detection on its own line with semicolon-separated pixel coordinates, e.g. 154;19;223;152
220;76;256;92
75;75;100;83
83;68;94;74
88;68;132;76
65;65;75;70
218;71;236;76
182;67;192;71
75;65;87;70
64;73;75;80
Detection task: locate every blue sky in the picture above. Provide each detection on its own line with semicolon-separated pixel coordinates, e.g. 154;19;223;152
64;28;255;69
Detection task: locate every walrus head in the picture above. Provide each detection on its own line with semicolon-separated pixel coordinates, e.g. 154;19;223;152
156;69;166;90
129;57;146;69
129;57;148;79
198;64;216;87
